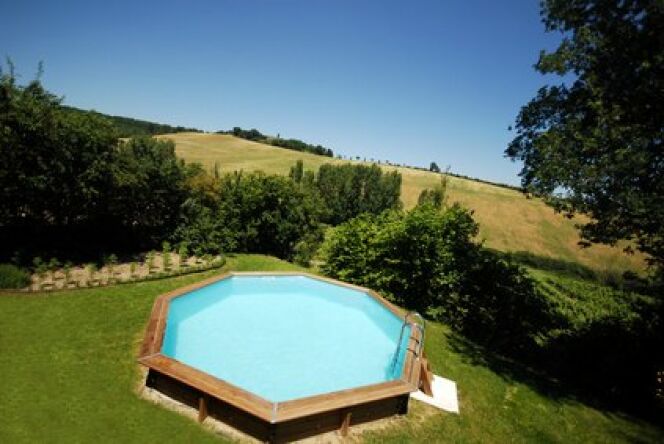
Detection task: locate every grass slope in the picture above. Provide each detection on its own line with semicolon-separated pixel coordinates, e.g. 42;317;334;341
161;132;645;275
1;255;661;443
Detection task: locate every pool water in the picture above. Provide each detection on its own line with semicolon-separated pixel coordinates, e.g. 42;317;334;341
162;275;410;402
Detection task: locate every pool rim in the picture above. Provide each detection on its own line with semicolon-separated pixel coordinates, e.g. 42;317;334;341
138;271;423;424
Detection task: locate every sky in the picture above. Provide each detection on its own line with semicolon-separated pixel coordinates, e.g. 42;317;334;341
1;0;565;185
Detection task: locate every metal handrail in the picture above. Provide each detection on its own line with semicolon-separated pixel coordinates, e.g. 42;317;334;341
390;311;426;379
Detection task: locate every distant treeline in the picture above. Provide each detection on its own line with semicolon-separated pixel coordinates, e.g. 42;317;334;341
63;106;202;138
379;160;523;193
218;127;334;157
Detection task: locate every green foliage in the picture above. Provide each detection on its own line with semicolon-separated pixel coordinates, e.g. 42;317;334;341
0;263;31;288
322;205;477;313
292;228;325;267
177;243;189;265
502;250;656;294
289;159;304;183
506;0;664;273
216;172;322;259
429;161;440;173
223;127;334;157
321;204;549;352
173;197;238;255
322;204;663;411
314;163;402;225
63;262;73;283
163;252;171;271
531;270;664;412
417;175;448;209
0;71;117;228
0;71;201;258
32;257;48;279
269;136;333;157
175;171;322;259
62;106;201;137
110;137;192;242
145;251;155;272
86;263;97;283
105;254;118;277
47;258;60;272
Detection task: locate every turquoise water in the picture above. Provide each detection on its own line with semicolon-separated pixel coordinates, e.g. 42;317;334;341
162;275;410;402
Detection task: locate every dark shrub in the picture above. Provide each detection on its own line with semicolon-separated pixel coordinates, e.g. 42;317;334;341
0;264;31;289
534;273;664;412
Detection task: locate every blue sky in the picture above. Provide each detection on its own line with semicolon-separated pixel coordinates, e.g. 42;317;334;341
1;0;564;185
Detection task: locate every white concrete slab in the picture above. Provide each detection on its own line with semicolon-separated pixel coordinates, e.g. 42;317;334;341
410;375;459;414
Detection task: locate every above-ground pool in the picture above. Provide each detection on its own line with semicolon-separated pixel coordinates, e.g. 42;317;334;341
139;272;429;443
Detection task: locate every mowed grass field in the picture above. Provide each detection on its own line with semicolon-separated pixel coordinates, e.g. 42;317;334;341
161;132;645;275
2;255;661;443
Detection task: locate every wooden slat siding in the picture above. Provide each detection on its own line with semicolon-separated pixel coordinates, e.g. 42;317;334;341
147;370;273;441
140;354;274;422
273;395;408;443
274;380;412;422
151;295;170;354
207;397;273;441
139;296;165;356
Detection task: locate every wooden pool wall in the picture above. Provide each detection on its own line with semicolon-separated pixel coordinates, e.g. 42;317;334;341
138;272;430;443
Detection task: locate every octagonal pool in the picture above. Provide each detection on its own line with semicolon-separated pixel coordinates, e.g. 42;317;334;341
139;272;427;443
162;275;410;402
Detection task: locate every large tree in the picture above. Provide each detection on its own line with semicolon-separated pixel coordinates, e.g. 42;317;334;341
506;0;664;273
0;70;117;228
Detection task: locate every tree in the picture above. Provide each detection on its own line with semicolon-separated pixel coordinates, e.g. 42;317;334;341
0;68;203;256
289;159;304;183
175;171;323;259
110;137;192;241
429;161;440;173
506;0;664;274
0;69;117;228
315;163;402;225
418;175;448;209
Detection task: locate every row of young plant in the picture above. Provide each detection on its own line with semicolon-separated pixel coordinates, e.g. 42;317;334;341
1;242;225;291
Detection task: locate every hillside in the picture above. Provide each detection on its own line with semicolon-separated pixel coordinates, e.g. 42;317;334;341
160;132;646;275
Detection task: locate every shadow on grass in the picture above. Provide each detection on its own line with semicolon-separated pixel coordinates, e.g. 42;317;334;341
445;329;664;430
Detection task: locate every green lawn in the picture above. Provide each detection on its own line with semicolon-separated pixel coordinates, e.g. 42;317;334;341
1;254;661;443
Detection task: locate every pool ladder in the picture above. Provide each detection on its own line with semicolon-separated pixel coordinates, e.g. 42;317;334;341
390;311;425;380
